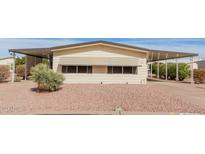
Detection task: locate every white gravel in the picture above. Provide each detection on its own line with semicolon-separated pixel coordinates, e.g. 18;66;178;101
0;81;205;114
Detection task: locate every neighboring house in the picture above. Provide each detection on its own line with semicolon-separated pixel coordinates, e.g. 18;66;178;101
187;62;198;70
0;57;14;70
9;40;198;84
194;60;205;69
0;57;14;81
187;59;205;70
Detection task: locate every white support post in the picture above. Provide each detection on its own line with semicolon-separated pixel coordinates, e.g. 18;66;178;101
157;61;160;78
176;58;179;81
150;52;154;78
24;56;27;80
157;53;160;79
146;52;149;77
11;52;16;83
165;60;168;80
48;54;50;69
165;53;168;80
147;63;149;76
190;57;194;84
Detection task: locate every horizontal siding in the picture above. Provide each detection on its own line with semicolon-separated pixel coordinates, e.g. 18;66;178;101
56;50;133;57
63;74;147;84
53;45;146;59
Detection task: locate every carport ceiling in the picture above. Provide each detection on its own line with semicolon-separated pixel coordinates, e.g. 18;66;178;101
146;50;198;62
9;48;51;58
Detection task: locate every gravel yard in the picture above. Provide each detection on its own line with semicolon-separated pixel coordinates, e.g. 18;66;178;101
0;81;205;114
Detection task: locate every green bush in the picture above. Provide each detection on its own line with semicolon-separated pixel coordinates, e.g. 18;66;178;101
152;63;167;79
178;63;190;81
31;63;65;91
194;69;205;84
152;63;189;81
0;65;10;82
15;57;25;65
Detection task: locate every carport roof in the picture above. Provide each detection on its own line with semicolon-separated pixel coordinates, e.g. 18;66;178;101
9;40;198;61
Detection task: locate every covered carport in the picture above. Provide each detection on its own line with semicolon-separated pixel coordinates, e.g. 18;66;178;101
146;49;198;83
9;48;52;83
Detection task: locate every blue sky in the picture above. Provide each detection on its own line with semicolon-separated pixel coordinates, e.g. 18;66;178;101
0;38;205;58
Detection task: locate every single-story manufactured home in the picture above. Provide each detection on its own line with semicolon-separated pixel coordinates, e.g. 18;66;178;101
9;40;198;84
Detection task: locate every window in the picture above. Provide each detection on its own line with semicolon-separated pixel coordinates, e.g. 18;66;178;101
123;67;132;74
88;66;92;73
62;65;92;73
68;66;76;73
107;66;138;74
113;66;122;74
78;66;87;73
62;66;67;73
132;67;138;74
108;66;113;74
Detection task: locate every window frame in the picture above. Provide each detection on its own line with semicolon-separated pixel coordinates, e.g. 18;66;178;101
112;66;123;74
107;66;138;75
61;65;92;74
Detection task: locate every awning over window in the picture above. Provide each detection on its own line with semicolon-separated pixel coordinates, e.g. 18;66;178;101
56;57;142;66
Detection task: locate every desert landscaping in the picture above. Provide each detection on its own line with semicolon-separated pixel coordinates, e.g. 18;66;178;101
0;80;205;114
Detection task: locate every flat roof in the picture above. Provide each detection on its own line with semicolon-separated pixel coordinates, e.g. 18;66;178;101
9;40;198;61
0;57;13;60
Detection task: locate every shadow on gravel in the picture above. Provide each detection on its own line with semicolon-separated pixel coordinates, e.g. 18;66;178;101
30;87;63;93
147;78;163;82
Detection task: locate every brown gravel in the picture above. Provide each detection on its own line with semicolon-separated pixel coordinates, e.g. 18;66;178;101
0;81;205;114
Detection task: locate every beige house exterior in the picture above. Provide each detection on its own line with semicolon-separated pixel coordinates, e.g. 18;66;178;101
9;40;198;84
52;44;147;84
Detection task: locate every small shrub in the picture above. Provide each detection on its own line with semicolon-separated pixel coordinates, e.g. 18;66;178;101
0;65;10;82
16;65;25;77
31;63;65;91
194;69;205;84
15;76;22;82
